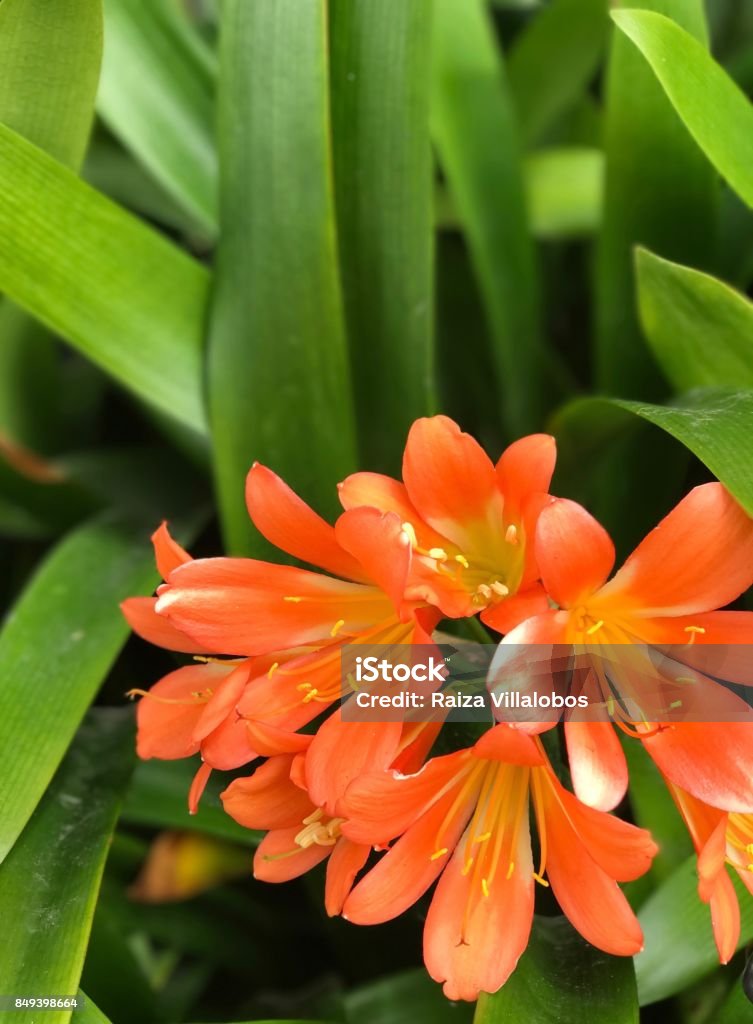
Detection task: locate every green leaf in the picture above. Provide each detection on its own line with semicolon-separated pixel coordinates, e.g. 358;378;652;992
431;0;542;437
474;916;638;1023
507;0;609;147
613;9;753;210
209;0;357;555
636;856;753;1004
0;515;158;863
98;0;218;235
0;709;134;1024
717;980;753;1024
0;0;102;167
554;390;753;516
595;0;716;398
346;969;471;1024
0;122;209;434
636;248;753;391
76;994;113;1024
525;147;603;238
330;0;435;470
122;759;263;847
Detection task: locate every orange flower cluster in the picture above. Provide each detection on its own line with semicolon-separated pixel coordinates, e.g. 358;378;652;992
122;415;753;1000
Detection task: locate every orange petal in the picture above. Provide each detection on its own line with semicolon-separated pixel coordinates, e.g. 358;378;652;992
472;725;545;765
708;869;741;964
481;584;550;635
221;755;314;829
121;596;212;654
402;416;503;550
341;749;471;846
643;722;753;813
541;768;657;882
246;464;368;582
306;713;404;817
200;714;257;771
536;499;615;607
495;434;556;517
541;782;645;954
564;721;628;812
193;662;251;741
152;521;191;579
324;838;370;916
253;827;331;883
423;816;534;1001
343;784;472;924
156;558;391;655
188;761;212;814
134;664;231;760
599;483;753;616
334;508;410;612
244;720;313;757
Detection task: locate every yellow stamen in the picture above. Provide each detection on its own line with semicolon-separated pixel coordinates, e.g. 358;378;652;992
330;618;345;637
533;872;550;887
428;547;448;561
684;625;706;644
430;847;448;861
477;584;492;600
302;688;319;703
586;619;604;636
455;554;470;569
491;581;510;597
461;857;474;876
669;700;683;710
284;596;303;603
401;522;418;547
506;861;515;879
473;832;492;844
267;662;279;678
481;878;490;898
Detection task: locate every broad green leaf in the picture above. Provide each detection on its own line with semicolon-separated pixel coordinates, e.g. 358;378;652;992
718;980;753;1024
595;0;716;398
0;0;103;449
613;9;753;210
636;248;753;391
330;0;435;470
0;710;134;1024
554;390;753;516
0;0;102;167
507;0;609;147
98;0;218;236
432;0;542;436
346;969;471;1024
525;147;603;238
0;515;157;862
0;122;209;434
122;759;263;847
76;995;113;1024
636;855;753;1004
475;916;638;1023
209;0;357;555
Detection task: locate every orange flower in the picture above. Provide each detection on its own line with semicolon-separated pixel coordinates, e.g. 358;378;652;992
497;484;753;813
340;725;656;1001
338;415;556;629
221;720;440;915
666;781;753;964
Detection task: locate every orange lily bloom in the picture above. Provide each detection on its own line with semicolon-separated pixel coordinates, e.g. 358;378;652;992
338;415;556;629
340;725;656;1001
221;720;440;915
667;781;753;964
497;484;753;813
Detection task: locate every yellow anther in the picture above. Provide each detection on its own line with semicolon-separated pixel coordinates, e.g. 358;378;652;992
473;832;492;844
746;843;753;855
302;688;319;703
747;864;753;873
284;595;303;603
297;682;312;691
267;661;279;679
430;847;449;861
675;676;697;685
607;696;615;717
428;547;448;561
506;862;515;879
461;857;475;876
454;554;470;569
669;700;683;710
481;878;490;898
330;618;345;637
401;522;418;547
477;584;492;600
302;808;324;825
684;625;706;645
533;872;550;887
586;619;604;636
491;581;510;597
505;525;518;545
